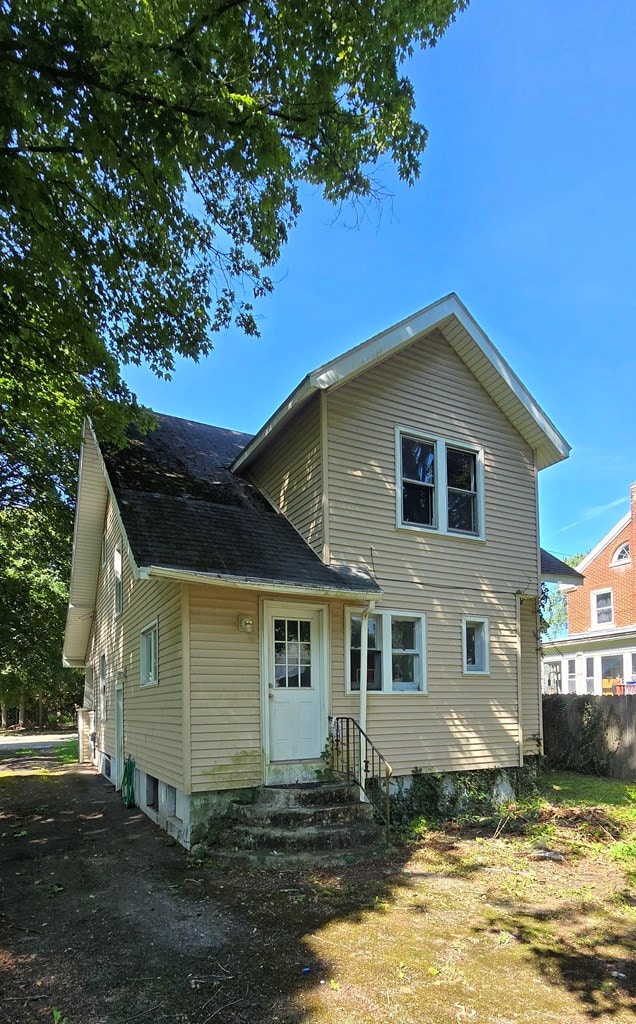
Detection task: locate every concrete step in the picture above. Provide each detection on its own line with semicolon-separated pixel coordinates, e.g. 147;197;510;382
260;781;359;808
225;820;380;853
231;801;374;828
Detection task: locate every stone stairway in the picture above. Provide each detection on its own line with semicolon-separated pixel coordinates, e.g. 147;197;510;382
211;781;384;867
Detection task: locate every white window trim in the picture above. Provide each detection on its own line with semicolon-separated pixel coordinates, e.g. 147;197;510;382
610;542;630;567
461;616;490;675
99;652;107;720
114;540;123;616
101;533;107;568
140;618;159;688
591;588;613;629
395;427;485;540
345;608;427;694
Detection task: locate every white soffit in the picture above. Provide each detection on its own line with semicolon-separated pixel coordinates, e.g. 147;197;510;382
63;423;108;666
234;293;570;472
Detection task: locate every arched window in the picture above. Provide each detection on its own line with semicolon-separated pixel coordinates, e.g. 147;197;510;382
611;542;630;566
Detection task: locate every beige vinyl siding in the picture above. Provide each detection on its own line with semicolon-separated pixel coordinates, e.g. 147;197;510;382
520;597;542;755
325;329;539;774
248;395;323;554
85;497;184;788
330;594;521;775
189;585;262;792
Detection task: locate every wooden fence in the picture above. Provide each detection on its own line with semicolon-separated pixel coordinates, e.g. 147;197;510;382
542;694;636;780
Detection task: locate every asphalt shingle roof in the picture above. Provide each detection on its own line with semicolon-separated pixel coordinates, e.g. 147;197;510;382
102;413;380;595
540;548;584;583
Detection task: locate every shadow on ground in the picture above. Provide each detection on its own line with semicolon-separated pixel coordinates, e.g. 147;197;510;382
0;756;634;1024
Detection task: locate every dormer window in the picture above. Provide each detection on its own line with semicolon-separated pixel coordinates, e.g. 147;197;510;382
611;542;630;566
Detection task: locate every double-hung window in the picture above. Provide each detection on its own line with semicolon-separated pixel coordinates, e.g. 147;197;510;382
398;429;484;538
592;589;613;627
140;620;158;687
348;611;426;693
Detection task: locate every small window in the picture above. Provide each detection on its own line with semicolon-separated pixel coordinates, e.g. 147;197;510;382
99;653;107;719
592;589;613;627
567;658;576;694
140;621;158;687
114;541;123;615
348;611;426;693
543;660;562;693
611;542;630;566
462;617;489;674
586;657;595;694
146;774;158;809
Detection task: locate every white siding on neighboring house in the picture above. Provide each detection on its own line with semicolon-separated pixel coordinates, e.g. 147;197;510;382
85;497;184;789
323;329;539;773
248;395;323;554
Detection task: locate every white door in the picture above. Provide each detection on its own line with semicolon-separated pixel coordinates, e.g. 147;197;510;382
115;685;124;791
266;606;325;762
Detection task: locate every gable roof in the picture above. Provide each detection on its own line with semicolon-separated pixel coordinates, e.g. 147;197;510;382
540;548;584;585
63;415;380;665
233;293;570;474
572;511;630;575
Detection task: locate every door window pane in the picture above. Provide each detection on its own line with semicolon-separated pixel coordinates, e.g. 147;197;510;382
586;657;595;694
601;654;622;694
274;619;312;688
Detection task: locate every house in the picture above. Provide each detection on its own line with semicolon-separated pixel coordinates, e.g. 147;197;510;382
542;483;636;696
64;294;573;848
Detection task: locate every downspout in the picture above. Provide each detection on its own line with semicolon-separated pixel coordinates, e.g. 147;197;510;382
358;600;376;792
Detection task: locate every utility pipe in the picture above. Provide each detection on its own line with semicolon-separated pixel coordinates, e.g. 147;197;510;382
358;600;376;792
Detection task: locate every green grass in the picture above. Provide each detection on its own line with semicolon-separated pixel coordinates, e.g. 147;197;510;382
53;738;78;764
538;770;636;811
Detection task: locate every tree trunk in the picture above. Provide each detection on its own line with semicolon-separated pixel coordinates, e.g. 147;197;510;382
18;694;26;729
0;704;7;729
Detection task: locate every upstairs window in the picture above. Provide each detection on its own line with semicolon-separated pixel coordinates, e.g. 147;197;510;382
592;589;613;627
611;542;630;566
348;611;426;693
398;430;484;538
99;653;107;719
114;541;123;615
140;621;158;687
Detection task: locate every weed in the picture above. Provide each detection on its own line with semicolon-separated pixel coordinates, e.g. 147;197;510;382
53;1010;69;1024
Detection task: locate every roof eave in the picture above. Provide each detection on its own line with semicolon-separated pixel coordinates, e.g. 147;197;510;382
230;293;570;474
145;564;382;600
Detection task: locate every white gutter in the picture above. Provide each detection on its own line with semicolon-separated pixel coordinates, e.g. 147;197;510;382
146;565;382;602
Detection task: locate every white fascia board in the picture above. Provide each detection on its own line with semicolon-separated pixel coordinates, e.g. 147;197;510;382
543;622;636;648
231;293;569;473
543;572;583;585
231;376;313;471
574;512;631;574
146;565;382;601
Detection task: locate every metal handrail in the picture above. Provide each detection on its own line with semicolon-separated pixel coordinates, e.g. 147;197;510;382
329;716;392;842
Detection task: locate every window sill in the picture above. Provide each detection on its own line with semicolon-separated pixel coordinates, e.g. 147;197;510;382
462;670;490;677
396;522;486;542
140;680;159;688
346;689;429;696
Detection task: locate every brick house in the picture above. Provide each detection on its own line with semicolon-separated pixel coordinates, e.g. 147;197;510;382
542;483;636;695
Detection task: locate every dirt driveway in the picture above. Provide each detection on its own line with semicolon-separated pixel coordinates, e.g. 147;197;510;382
1;748;635;1024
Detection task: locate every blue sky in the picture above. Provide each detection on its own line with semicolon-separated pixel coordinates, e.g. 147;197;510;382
125;0;636;561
